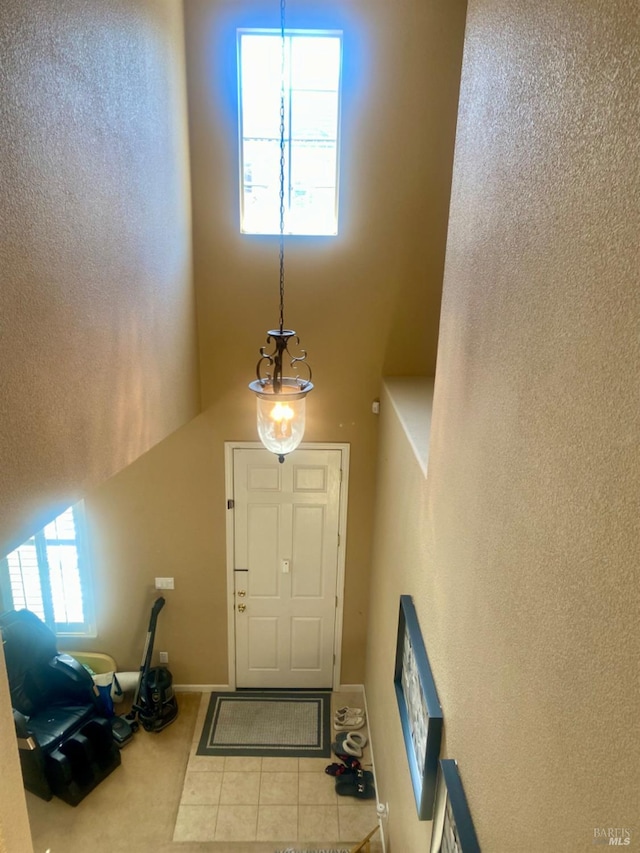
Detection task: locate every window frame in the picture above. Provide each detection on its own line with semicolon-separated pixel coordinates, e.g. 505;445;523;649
237;27;343;237
0;502;96;638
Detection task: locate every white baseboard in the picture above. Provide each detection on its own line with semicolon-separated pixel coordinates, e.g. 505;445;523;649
174;684;230;693
177;684;365;694
362;685;387;853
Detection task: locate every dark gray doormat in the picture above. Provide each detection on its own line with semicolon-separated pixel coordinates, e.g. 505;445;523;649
196;691;331;757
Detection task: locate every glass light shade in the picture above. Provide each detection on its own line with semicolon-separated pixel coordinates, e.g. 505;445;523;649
249;378;313;458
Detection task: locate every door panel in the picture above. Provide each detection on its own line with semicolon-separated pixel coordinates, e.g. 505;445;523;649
233;447;341;688
248;617;279;669
293;465;327;491
291;618;323;669
292;506;325;597
247;505;279;596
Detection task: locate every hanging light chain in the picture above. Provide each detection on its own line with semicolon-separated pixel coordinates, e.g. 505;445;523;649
278;0;286;334
248;0;312;464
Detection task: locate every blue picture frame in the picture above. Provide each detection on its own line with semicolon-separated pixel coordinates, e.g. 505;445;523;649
430;759;481;853
394;595;443;820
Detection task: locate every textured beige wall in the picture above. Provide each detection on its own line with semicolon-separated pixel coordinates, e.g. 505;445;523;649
76;413;224;680
367;1;640;850
162;0;466;683
366;384;435;852
0;0;199;557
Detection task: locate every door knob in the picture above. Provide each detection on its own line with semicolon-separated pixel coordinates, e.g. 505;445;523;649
237;603;246;612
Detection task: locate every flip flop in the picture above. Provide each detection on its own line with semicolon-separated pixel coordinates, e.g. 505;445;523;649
331;750;361;769
324;762;356;777
335;769;376;800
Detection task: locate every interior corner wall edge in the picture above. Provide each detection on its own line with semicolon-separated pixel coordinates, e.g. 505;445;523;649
0;0;199;555
0;640;33;853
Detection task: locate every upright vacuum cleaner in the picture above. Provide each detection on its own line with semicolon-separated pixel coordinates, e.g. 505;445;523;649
126;596;178;733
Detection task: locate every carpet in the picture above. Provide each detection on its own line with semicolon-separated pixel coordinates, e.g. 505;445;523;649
196;691;331;758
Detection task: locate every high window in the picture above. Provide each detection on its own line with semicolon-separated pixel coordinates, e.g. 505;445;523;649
238;29;342;236
0;503;95;637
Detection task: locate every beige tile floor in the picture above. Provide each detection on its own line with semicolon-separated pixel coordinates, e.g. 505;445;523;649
27;690;382;853
173;692;380;847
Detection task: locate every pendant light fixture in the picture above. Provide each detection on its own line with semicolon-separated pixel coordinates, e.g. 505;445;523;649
248;0;313;463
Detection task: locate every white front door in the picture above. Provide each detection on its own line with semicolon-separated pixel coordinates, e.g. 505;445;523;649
231;447;343;688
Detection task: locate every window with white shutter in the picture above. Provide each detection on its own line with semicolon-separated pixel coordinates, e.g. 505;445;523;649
0;503;95;637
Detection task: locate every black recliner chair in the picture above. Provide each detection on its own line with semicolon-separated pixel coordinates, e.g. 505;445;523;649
0;608;121;806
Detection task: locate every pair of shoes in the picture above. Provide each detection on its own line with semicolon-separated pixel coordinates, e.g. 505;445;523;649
331;730;368;758
333;708;366;731
335;768;376;800
335;705;363;717
334;717;365;731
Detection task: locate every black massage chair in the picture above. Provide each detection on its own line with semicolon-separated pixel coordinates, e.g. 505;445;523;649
0;608;121;805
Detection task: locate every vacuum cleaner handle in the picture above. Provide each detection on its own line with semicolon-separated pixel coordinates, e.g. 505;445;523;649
151;595;166;622
126;595;167;726
143;596;165;669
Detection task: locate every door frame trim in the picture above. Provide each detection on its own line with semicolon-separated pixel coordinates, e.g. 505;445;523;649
224;441;350;690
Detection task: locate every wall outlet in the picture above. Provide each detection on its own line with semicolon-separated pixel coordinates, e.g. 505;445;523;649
159;651;169;664
155;577;174;590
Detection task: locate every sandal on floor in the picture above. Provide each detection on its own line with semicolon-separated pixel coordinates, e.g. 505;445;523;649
345;731;368;749
331;751;361;769
332;731;368;758
324;762;356;777
335;769;376;800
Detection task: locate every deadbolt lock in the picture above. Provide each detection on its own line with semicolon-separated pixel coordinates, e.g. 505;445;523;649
237;603;246;612
237;590;246;597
